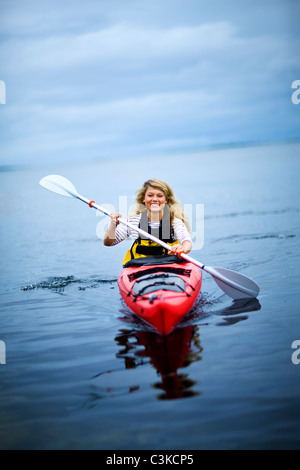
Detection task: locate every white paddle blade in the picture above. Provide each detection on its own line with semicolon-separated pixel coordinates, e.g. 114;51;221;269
39;175;78;198
205;266;260;299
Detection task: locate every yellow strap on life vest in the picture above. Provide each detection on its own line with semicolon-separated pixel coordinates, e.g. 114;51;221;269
122;238;179;266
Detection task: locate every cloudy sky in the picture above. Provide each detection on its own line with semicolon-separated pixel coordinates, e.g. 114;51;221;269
0;0;299;167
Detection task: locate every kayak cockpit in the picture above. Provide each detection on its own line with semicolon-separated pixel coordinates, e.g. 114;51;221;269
132;272;186;296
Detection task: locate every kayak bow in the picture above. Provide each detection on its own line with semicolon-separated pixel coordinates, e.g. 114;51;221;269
118;256;202;335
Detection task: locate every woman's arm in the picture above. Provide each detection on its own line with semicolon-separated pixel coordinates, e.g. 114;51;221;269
103;212;121;246
169;218;193;255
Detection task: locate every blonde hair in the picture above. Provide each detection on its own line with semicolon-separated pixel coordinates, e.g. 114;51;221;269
133;179;191;233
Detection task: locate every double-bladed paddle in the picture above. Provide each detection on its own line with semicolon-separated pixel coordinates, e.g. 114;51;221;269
39;174;260;300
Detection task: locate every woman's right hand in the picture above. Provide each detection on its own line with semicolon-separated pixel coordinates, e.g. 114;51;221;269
110;212;122;226
104;212;122;246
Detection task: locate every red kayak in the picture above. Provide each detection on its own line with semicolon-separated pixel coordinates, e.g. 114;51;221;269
118;255;202;335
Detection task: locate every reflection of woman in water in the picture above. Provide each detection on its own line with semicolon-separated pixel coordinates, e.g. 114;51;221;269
115;325;203;400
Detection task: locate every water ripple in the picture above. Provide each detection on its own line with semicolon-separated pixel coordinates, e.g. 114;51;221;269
21;275;118;292
213;233;297;244
205;207;300;220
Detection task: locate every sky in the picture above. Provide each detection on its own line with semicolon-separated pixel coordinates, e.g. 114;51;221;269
0;0;299;167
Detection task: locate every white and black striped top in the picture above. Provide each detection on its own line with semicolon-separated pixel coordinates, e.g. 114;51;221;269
112;214;192;246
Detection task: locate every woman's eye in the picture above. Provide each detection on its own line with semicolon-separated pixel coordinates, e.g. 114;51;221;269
146;193;164;199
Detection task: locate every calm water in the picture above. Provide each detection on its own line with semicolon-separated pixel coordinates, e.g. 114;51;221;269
1;143;300;450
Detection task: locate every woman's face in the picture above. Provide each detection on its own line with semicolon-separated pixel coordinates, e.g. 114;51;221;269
143;186;167;214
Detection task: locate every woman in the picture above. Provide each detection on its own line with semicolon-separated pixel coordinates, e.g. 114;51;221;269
104;179;192;265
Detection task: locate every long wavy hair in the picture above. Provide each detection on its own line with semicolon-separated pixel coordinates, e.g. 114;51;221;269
133;179;191;233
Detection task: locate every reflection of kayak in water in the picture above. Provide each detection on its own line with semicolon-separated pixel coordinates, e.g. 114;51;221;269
118;256;203;335
115;324;202;400
136;325;202;400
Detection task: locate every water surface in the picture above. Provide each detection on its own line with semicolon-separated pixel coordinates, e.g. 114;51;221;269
0;143;300;449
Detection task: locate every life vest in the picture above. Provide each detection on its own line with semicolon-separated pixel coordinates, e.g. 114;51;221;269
122;209;179;266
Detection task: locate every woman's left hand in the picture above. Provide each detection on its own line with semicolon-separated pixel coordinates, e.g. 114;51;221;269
168;244;185;257
168;241;192;257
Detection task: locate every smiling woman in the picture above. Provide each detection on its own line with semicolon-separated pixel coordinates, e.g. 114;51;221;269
103;178;192;265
